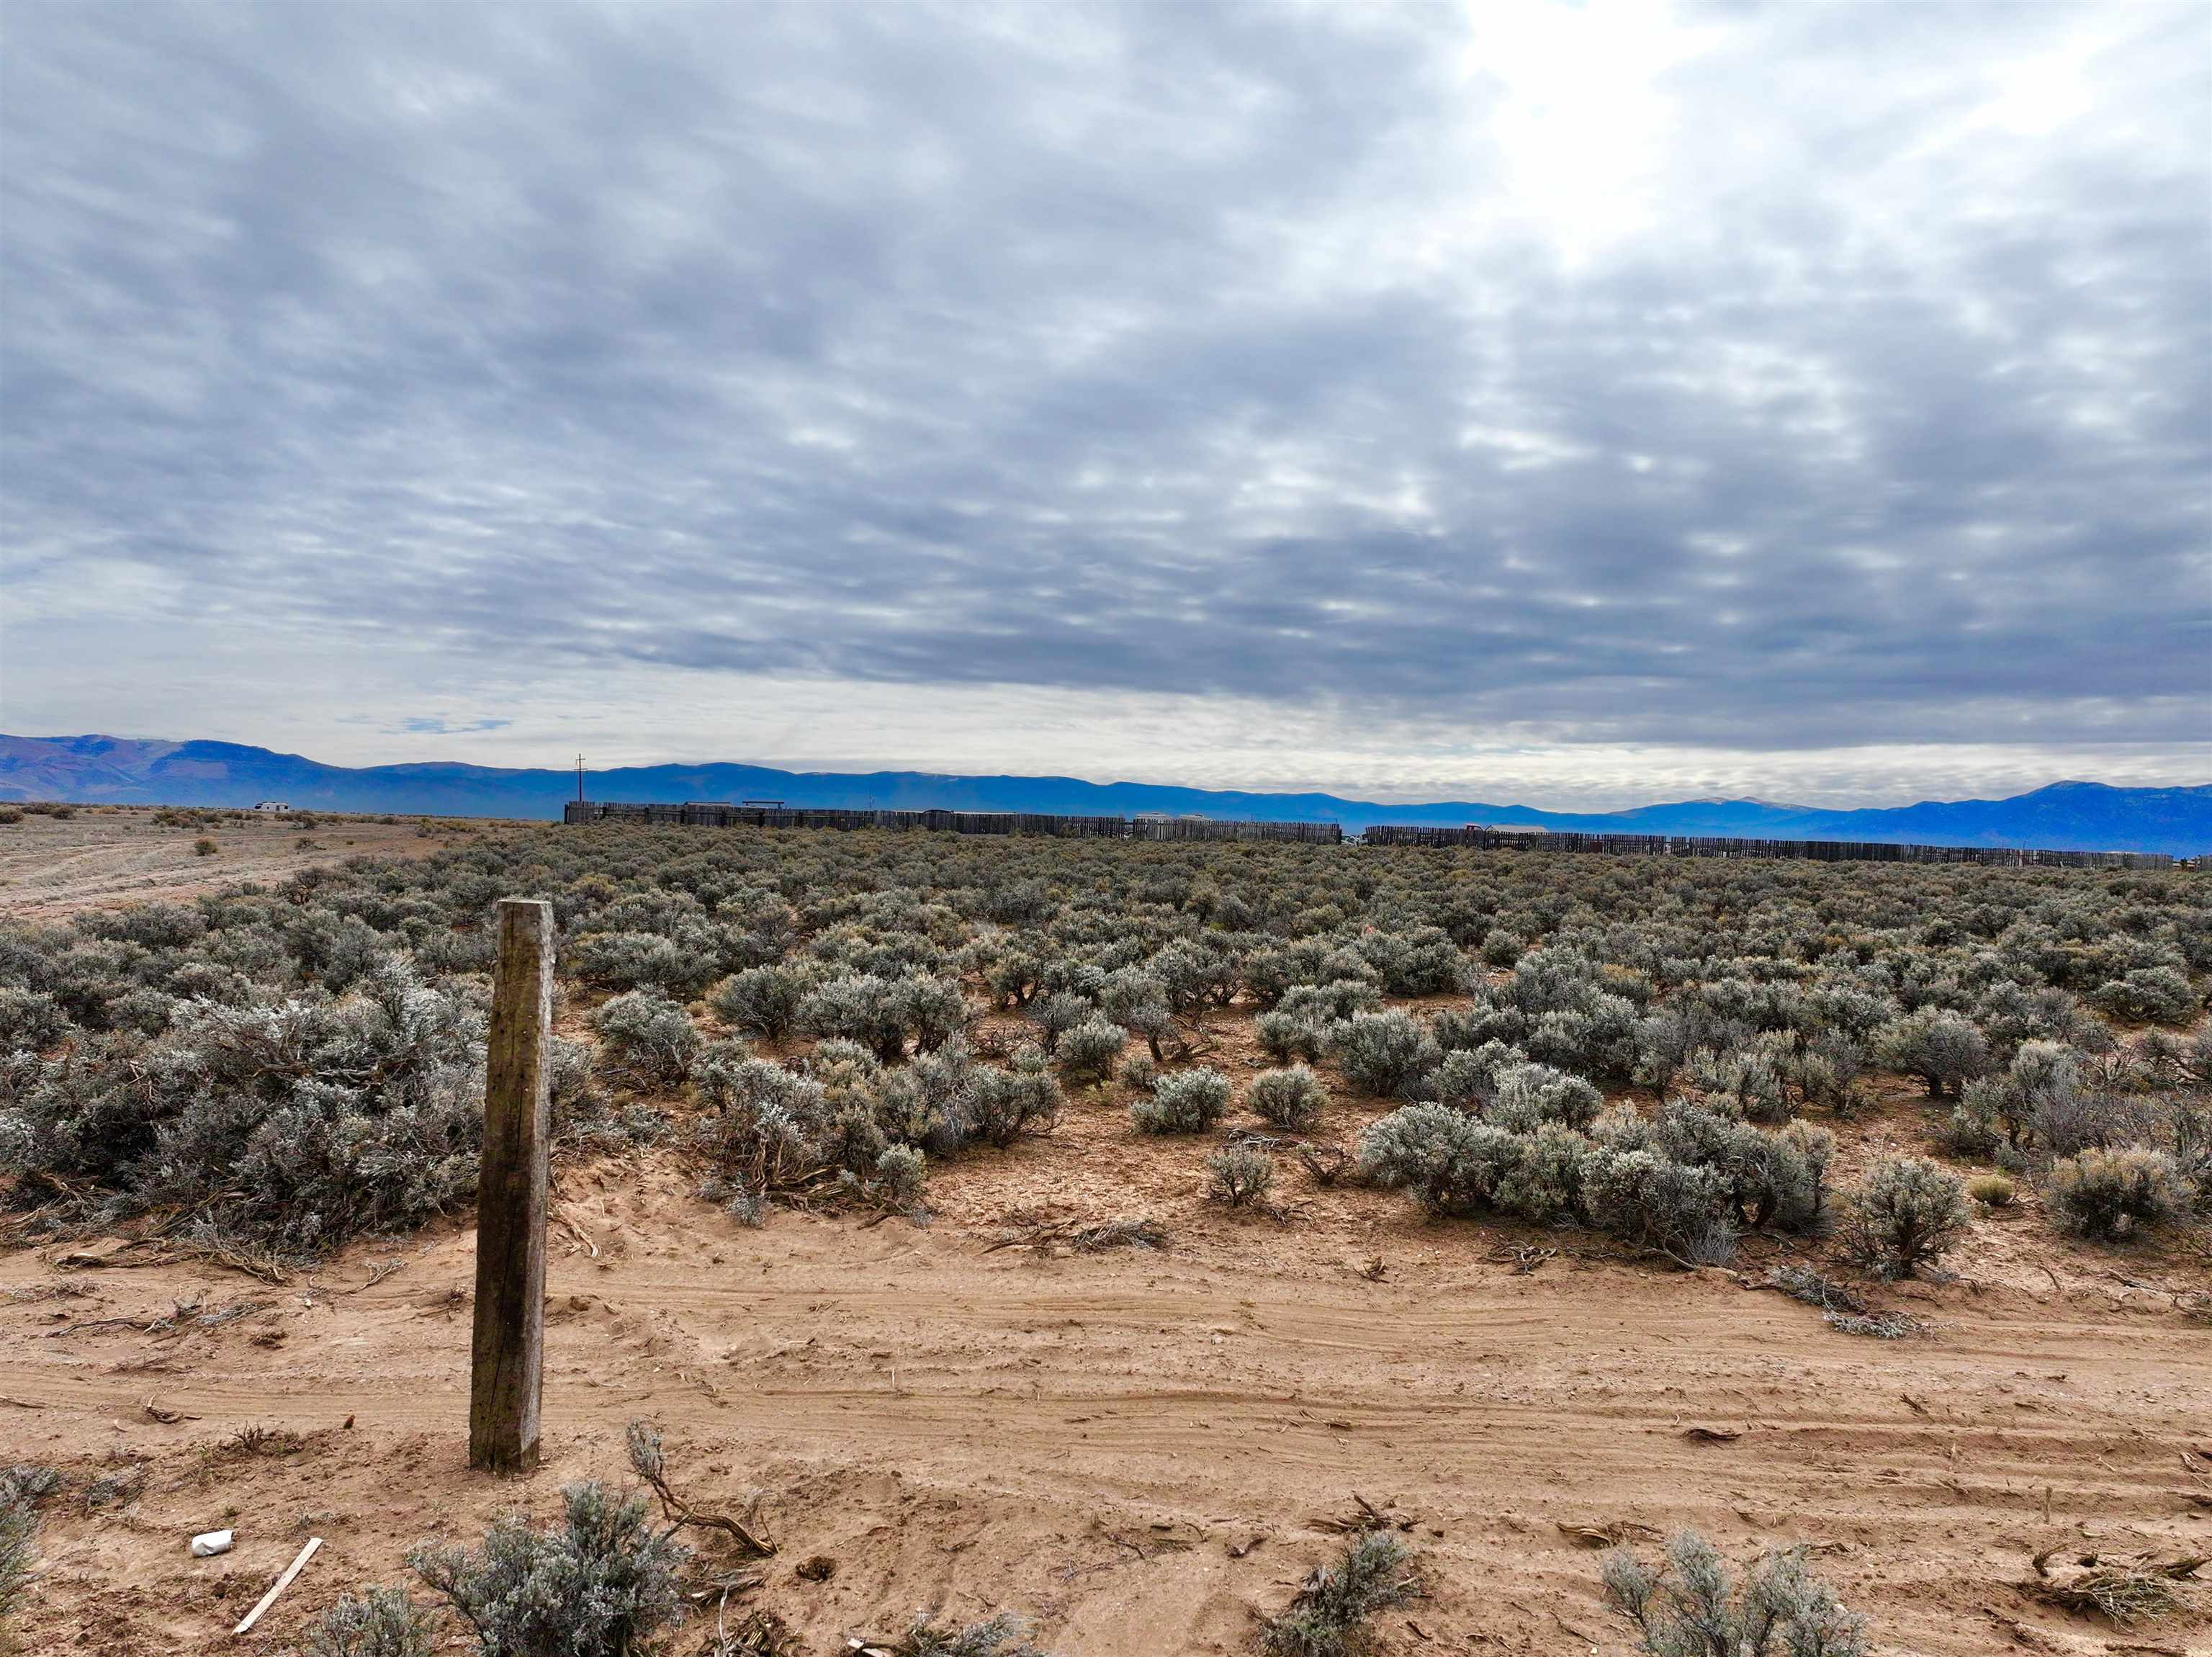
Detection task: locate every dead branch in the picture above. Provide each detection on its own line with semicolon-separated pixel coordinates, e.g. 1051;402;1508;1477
626;1420;775;1558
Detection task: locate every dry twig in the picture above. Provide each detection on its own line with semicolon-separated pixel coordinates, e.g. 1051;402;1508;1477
627;1421;775;1558
2029;1551;2207;1625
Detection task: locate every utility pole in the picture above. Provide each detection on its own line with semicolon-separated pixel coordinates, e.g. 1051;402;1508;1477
576;754;585;804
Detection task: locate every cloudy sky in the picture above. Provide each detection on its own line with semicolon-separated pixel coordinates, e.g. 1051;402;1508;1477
2;2;2206;807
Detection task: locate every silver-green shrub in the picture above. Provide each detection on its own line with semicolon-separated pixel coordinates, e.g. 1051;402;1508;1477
1247;1064;1328;1130
590;989;700;1089
1056;1018;1124;1084
707;965;810;1042
1601;1530;1866;1657
302;1586;439;1657
1262;1530;1419;1657
1207;1144;1275;1207
1329;1010;1439;1099
408;1482;686;1657
2046;1146;2190;1239
1131;1067;1231;1134
1358;1104;1521;1217
1840;1157;1969;1277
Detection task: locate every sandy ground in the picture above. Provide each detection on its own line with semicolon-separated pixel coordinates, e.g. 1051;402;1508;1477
2;822;2209;1654
0;810;503;925
5;1081;2209;1657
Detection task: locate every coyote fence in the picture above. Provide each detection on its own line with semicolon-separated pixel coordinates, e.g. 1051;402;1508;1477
1357;825;2172;870
563;800;1344;843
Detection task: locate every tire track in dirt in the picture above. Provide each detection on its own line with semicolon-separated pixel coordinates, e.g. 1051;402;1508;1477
6;1204;2207;1656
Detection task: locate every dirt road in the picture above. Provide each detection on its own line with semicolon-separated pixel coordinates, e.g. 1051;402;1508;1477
6;1153;2207;1656
0;810;491;925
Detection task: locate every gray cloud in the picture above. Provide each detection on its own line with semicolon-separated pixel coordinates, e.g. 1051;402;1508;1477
1;1;2206;789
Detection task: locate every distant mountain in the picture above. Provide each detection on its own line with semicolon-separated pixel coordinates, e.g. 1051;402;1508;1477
4;734;2208;856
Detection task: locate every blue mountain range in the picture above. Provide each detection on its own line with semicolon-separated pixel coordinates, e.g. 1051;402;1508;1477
4;734;2207;856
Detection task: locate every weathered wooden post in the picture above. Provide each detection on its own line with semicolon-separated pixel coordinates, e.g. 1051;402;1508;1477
470;897;553;1473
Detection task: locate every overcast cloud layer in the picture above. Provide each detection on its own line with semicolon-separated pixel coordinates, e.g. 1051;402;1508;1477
2;2;2207;807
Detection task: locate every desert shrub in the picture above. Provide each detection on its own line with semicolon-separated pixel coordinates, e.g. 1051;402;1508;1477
1115;1050;1159;1094
1151;937;1238;1010
8;960;486;1255
1588;1101;1655;1153
1280;980;1382;1024
2131;1026;2212;1090
0;1466;60;1505
1244;943;1374;1007
1947;1039;2078;1157
0;987;66;1053
570;930;715;997
1966;1172;2015;1207
1056;1018;1124;1084
0;808;21;825
1601;1530;1867;1657
1801;980;1897;1043
1520;991;1641;1083
907;976;971;1052
9;807;2198;1265
410;925;495;977
1358;1104;1522;1218
547;1033;612;1136
1248;1064;1328;1130
1429;1000;1524;1054
1840;1157;1969;1278
1261;1530;1419;1657
799;973;915;1063
409;1481;686;1657
984;948;1043;1009
1329;1010;1439;1099
1687;1036;1793;1124
75;899;205;950
1480;929;1523;968
1426;1039;1521;1110
871;1143;927;1208
1488;1061;1603;1133
1874;1009;1989;1098
874;1040;981;1154
707;965;810;1042
2165;1094;2212;1201
2091;965;2198;1025
1584;1149;1732;1259
1207;1144;1275;1208
1030;992;1094;1054
692;1055;832;1191
967;1051;1062;1147
194;837;218;856
1652;1103;1830;1234
0;1465;50;1618
1758;1120;1833;1231
302;1586;439;1657
1256;1009;1328;1064
2031;1085;2164;1160
589;989;700;1089
1632;1006;1707;1090
1359;925;1464;997
2046;1147;2190;1240
1097;969;1177;1061
1972;981;2098;1059
1131;1067;1231;1134
1493;1121;1593;1223
898;1612;1058;1657
1794;1031;1866;1113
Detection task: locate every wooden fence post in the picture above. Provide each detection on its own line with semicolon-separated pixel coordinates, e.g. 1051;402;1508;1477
471;897;553;1473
